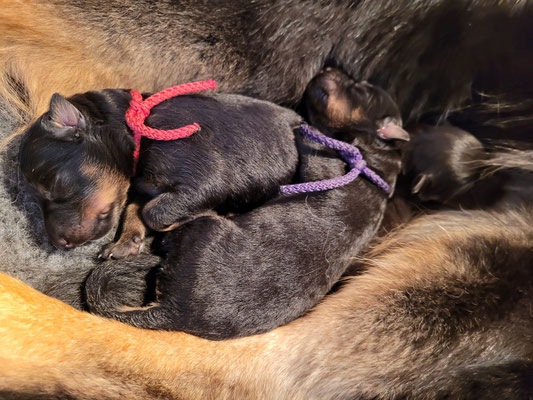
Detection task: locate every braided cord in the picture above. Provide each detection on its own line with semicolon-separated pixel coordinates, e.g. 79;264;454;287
125;80;217;174
280;124;390;195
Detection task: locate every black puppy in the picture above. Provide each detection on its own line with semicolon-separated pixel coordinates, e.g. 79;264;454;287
85;68;409;339
403;124;506;208
19;89;301;257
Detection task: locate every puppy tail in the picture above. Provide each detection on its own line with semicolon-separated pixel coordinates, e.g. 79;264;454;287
84;257;179;331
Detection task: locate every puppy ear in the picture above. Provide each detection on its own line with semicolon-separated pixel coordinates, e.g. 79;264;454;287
411;174;430;194
377;117;410;141
41;93;86;140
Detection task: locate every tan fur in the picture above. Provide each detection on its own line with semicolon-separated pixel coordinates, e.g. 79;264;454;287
350;106;364;122
81;164;130;223
118;201;147;238
0;0;177;124
325;97;364;128
0;272;281;399
1;209;531;399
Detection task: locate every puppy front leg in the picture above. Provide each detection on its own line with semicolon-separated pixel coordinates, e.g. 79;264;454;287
99;201;147;259
142;192;211;232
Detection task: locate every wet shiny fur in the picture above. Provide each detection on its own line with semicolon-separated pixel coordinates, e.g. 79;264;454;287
19;91;301;252
84;69;408;339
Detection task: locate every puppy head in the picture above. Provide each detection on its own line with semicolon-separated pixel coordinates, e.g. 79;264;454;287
19;93;131;248
305;67;409;146
403;125;487;204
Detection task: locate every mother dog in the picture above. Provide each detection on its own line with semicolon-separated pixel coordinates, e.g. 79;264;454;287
1;0;531;124
1;208;532;399
1;1;533;398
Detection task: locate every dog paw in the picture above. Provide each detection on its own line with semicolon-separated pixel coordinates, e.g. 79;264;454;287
98;234;144;260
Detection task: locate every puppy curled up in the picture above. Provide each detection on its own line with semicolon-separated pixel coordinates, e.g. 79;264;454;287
403;124;533;209
19;86;302;258
84;68;409;339
1;206;533;399
402;124;501;207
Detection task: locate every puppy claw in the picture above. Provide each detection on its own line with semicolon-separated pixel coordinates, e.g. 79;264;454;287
99;234;144;260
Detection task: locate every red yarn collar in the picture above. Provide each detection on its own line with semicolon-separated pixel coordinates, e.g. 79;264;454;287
125;80;217;174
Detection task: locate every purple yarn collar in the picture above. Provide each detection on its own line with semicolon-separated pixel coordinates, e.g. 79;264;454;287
280;124;391;195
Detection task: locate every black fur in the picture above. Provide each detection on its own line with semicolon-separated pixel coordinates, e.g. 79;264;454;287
403;124;533;209
85;69;407;339
403;124;501;207
136;94;301;230
19;90;301;246
18;90;135;247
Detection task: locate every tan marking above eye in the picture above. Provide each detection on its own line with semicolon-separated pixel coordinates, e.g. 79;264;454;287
325;94;351;127
326;95;366;127
81;163;130;220
350;106;364;122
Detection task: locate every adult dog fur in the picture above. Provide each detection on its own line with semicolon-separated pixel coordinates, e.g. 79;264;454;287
1;209;532;399
2;0;533;397
1;0;532;126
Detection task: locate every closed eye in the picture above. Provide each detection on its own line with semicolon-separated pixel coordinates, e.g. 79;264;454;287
317;88;328;104
97;205;113;220
50;196;72;204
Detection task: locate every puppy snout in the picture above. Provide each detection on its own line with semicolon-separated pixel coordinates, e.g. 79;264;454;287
55;237;75;248
45;221;92;249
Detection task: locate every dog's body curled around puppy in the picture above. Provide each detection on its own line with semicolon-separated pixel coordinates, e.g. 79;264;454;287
85;69;409;339
1;0;533;397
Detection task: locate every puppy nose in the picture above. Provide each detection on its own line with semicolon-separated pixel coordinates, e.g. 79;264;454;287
56;237;75;248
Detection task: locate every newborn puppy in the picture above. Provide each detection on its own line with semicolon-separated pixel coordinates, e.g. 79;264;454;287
19;89;301;257
85;68;409;339
403;124;504;207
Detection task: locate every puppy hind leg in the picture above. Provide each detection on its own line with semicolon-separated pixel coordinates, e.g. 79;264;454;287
87;267;181;331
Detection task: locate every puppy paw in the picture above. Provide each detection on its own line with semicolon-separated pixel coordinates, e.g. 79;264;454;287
142;198;180;232
98;234;144;260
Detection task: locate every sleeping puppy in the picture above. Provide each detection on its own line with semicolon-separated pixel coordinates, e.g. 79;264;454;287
85;68;409;339
18;88;302;257
403;124;506;208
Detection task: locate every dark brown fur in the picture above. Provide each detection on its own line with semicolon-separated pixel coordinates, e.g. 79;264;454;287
1;0;532;128
402;124;533;210
18;90;301;250
3;0;533;397
83;69;407;339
